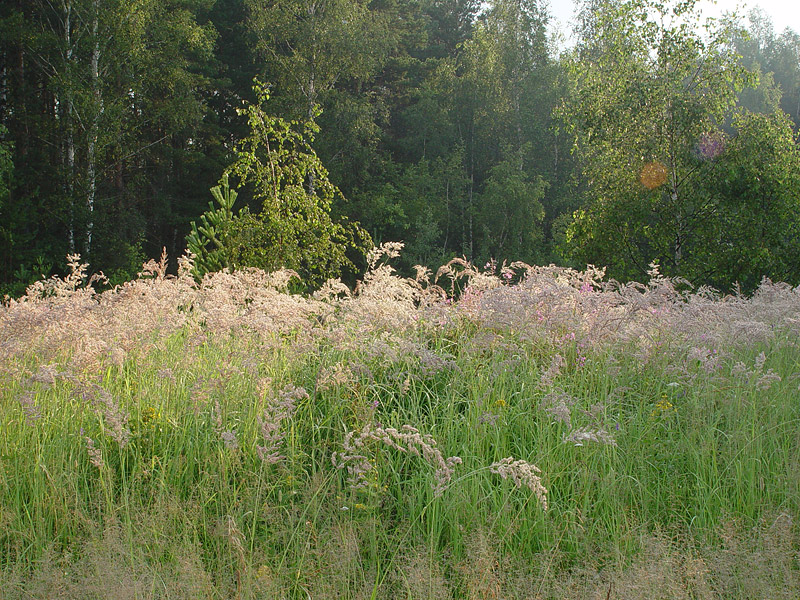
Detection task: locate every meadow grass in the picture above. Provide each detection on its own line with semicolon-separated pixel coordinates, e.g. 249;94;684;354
1;248;798;598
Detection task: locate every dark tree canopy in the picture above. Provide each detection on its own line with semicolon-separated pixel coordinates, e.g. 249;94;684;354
1;0;798;295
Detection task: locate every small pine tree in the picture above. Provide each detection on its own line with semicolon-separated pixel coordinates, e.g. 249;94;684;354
186;173;239;279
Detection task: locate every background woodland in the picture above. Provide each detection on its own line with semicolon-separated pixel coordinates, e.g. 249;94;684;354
1;0;799;293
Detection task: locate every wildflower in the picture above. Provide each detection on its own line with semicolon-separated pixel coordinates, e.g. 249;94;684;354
109;347;126;368
754;351;767;372
29;364;66;386
540;389;574;426
546;402;571;426
687;346;720;373
731;362;750;378
756;370;781;391
156;368;176;382
316;362;352;390
478;412;500;426
141;405;162;428
540;354;565;388
211;399;226;437
651;394;676;417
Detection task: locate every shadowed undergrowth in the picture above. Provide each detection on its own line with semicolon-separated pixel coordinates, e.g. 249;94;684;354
1;246;799;598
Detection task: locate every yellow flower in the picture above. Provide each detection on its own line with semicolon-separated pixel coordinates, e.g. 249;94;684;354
651;395;676;417
141;406;161;427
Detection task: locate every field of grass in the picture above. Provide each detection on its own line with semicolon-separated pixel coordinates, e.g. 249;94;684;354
1;245;799;599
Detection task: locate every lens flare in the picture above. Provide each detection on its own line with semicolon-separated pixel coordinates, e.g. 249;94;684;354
640;161;668;189
697;132;725;160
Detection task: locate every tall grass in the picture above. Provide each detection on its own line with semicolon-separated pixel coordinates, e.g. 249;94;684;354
1;248;798;598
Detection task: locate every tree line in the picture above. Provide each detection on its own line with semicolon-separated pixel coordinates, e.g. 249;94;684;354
1;0;799;295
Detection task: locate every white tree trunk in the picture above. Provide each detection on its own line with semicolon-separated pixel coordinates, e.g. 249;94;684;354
86;0;101;256
64;0;76;253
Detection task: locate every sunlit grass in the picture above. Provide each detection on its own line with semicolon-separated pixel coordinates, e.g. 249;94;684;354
1;248;798;598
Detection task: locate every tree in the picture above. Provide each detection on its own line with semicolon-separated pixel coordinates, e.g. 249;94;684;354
189;81;372;286
0;125;11;207
698;111;800;289
772;29;800;128
478;144;546;262
731;9;800;128
0;0;217;286
473;0;551;152
422;0;481;59
246;0;392;122
457;0;553;262
384;148;470;268
559;0;755;282
186;173;240;278
374;0;558;268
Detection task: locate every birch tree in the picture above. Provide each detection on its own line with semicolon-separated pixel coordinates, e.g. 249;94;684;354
559;0;754;281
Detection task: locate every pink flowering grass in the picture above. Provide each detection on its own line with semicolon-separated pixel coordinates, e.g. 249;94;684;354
1;246;799;597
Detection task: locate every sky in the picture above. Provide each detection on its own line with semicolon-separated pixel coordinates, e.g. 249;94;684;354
548;0;800;47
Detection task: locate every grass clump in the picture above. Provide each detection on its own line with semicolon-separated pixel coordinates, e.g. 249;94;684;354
1;247;799;598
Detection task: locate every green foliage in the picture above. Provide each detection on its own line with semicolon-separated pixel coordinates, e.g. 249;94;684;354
394;152;469;268
381;0;556;267
191;81;372;286
424;0;481;58
732;9;800;128
0;255;52;299
0;125;11;208
0;0;219;286
0;126;13;289
559;0;758;283
3;261;800;595
478;144;547;263
698;111;800;289
246;0;392;119
186;174;239;279
3;0;800;296
103;241;147;288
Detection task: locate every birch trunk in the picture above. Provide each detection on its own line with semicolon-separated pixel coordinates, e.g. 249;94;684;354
85;0;101;256
64;0;76;253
